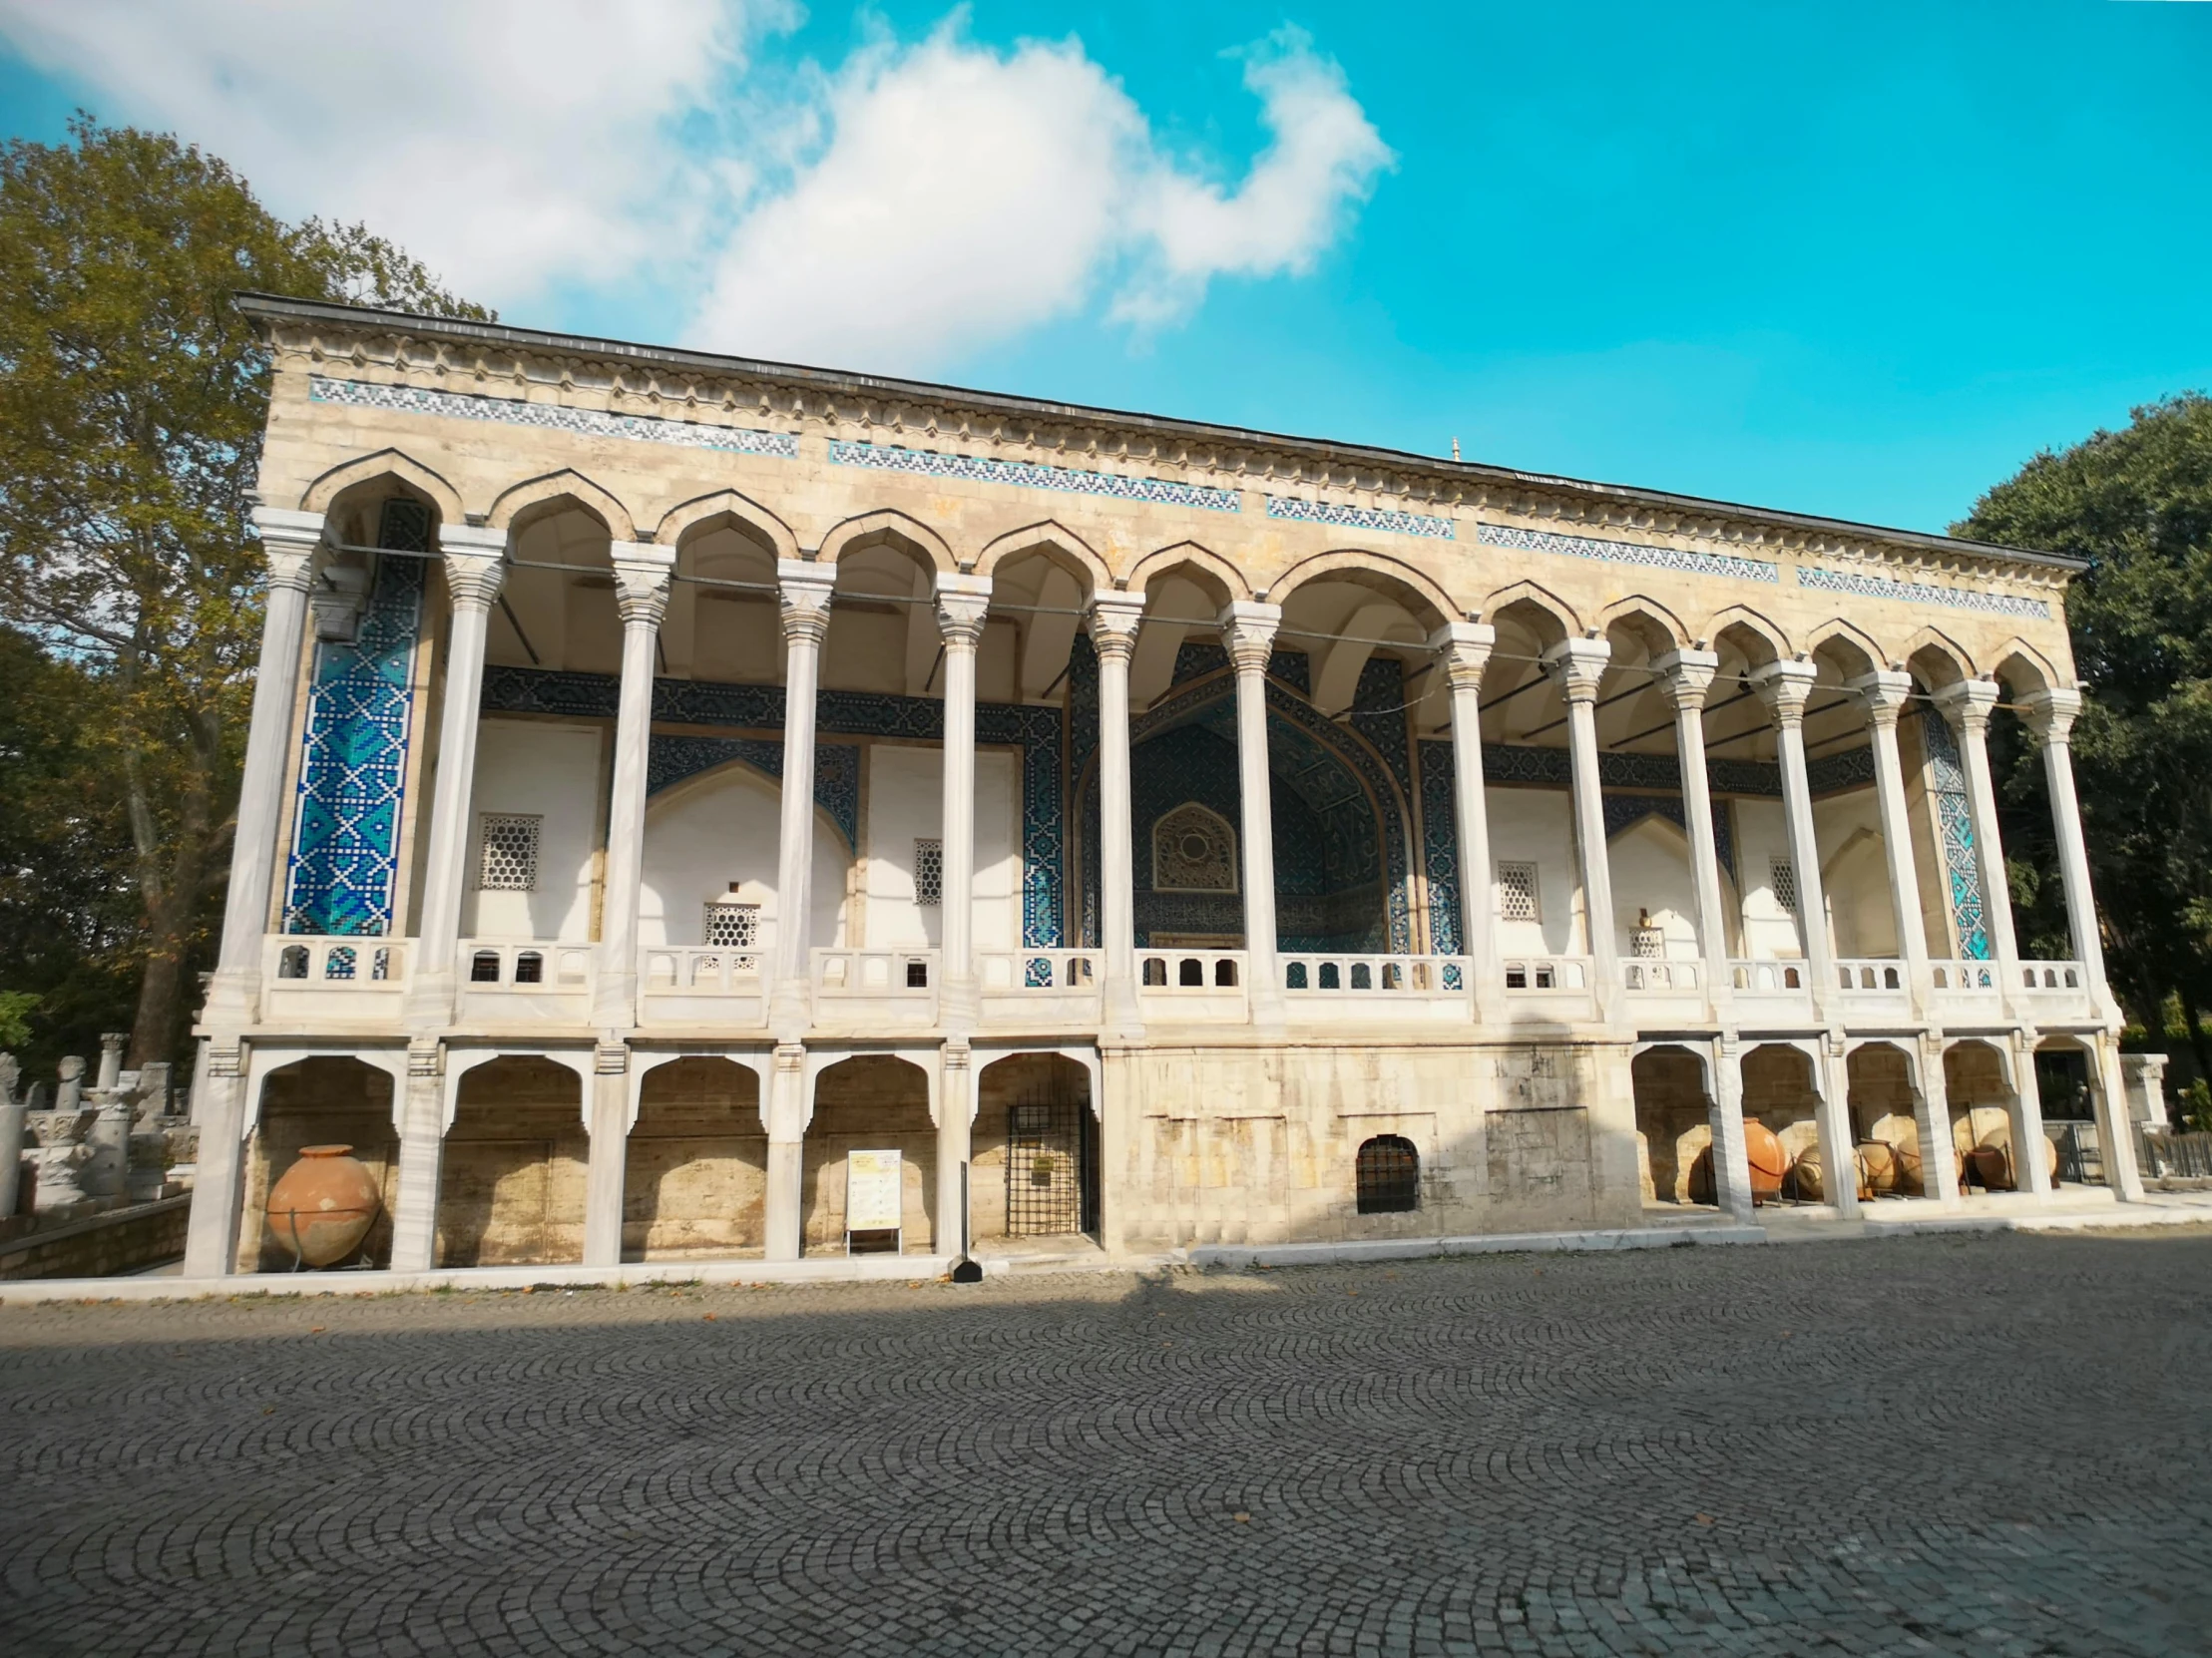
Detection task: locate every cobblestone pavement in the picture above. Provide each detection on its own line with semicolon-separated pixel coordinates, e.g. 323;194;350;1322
5;1232;2212;1658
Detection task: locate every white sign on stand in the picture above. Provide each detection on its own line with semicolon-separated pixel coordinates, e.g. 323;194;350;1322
845;1148;903;1254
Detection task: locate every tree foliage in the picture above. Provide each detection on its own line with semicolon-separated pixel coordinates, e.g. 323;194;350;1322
1956;393;2212;1073
0;116;487;1069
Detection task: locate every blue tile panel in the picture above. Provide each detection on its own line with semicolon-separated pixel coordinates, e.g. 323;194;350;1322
283;555;424;936
1265;496;1456;540
1918;704;1992;960
1797;564;2050;621
1418;740;1461;956
307;374;799;459
480;668;1065;948
827;440;1240;514
1476;522;1780;585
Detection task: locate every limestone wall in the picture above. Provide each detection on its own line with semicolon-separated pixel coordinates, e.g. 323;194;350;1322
237;1057;400;1273
801;1056;938;1254
623;1057;765;1260
436;1057;589;1267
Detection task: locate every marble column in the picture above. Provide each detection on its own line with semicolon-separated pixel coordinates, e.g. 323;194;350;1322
386;1037;447;1273
764;1042;807;1261
1431;622;1497;1013
180;1040;249;1278
2017;688;2107;999
1220;603;1285;1029
1933;681;2023;989
1751;661;1837;997
1915;1033;1963;1206
1088;595;1148;1036
402;525;511;1029
200;508;324;1032
935;574;992;1030
2007;1031;2054;1199
1544;638;1618;1002
579;544;675;1269
2091;1033;2147;1202
1814;1036;1863;1220
1708;1037;1755;1224
1850;671;1934;1006
1655;649;1730;1002
768;561;837;1038
939;1040;973;1261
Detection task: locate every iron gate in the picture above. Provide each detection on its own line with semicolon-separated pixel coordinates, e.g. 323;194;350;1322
1006;1098;1096;1236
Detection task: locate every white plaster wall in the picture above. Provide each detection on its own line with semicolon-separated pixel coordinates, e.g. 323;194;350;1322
862;745;1019;950
1607;817;1700;959
462;718;604;942
1814;790;1897;959
638;763;850;950
1731;798;1803;959
1486;787;1581;955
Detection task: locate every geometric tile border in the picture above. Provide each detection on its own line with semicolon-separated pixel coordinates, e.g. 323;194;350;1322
829;440;1240;514
1478;522;1780;584
1796;564;2050;620
1266;496;1455;540
309;375;799;459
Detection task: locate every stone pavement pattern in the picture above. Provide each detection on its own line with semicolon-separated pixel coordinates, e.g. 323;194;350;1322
4;1233;2212;1657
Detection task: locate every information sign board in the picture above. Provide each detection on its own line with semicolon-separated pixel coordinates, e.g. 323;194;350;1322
845;1149;904;1236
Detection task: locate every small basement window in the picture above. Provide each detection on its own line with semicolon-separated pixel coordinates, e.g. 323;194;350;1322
1356;1135;1421;1214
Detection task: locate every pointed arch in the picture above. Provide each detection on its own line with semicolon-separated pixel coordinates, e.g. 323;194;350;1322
1991;639;2061;696
1266;549;1460;629
974;520;1110;592
1903;626;1979;686
1122;541;1254;606
1705;605;1795;665
486;469;637;541
300;448;466;525
653;488;798;561
1596;595;1694;652
816;508;957;575
1480;581;1581;645
1806;618;1888;679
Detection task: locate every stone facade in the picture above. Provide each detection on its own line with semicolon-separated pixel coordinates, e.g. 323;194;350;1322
176;294;2149;1280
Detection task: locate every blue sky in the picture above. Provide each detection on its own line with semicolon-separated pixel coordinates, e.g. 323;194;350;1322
2;0;2207;535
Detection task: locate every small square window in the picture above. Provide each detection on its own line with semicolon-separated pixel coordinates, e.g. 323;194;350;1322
703;901;760;949
1769;856;1799;915
1497;860;1540;922
914;838;944;907
478;814;542;892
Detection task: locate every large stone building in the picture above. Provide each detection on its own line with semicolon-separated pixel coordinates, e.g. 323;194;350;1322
181;293;2140;1278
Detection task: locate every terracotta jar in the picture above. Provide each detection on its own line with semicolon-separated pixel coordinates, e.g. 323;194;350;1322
1858;1141;1900;1197
1968;1143;2014;1192
1793;1145;1827;1202
264;1144;381;1268
1743;1119;1788;1202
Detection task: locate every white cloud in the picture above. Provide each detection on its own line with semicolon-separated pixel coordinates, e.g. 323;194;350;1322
0;0;768;302
0;3;1392;370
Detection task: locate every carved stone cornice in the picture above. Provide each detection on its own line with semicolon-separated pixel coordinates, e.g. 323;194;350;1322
934;573;992;651
1429;621;1496;693
1219;602;1281;674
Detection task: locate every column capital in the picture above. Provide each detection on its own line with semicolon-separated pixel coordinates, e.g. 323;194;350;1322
1218;601;1282;673
249;506;327;593
1543;635;1611;702
438;524;510;612
2018;685;2083;747
776;558;837;645
934;571;993;649
1847;668;1915;727
1932;676;2001;735
610;541;676;628
1428;621;1496;691
1087;592;1147;661
1749;657;1819;724
1654;647;1720;711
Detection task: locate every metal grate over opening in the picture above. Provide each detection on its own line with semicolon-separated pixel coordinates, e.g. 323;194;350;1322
1355;1135;1421;1214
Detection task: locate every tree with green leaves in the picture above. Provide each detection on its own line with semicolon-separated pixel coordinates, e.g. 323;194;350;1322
0;116;489;1070
1956;392;2212;1080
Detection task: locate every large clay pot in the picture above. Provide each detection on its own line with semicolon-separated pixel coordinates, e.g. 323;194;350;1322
1967;1143;2013;1192
1858;1141;1901;1197
1686;1147;1716;1205
1794;1145;1826;1202
2044;1134;2062;1184
264;1144;381;1267
1743;1119;1788;1203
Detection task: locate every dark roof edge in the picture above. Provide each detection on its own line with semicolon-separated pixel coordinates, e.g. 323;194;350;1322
233;291;2089;577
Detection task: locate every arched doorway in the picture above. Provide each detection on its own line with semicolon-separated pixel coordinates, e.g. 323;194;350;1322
974;1054;1098;1242
240;1057;399;1272
1631;1045;1714;1207
436;1056;588;1267
1742;1042;1825;1202
624;1057;766;1260
1946;1039;2018;1190
1845;1042;1925;1197
804;1055;937;1255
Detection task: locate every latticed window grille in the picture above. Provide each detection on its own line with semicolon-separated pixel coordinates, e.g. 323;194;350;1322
1769;856;1799;915
913;839;944;907
1356;1135;1421;1214
702;901;761;948
478;814;541;891
1151;803;1236;893
1497;860;1540;921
